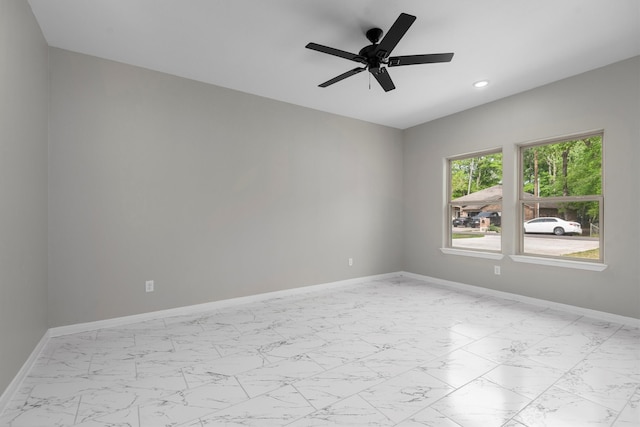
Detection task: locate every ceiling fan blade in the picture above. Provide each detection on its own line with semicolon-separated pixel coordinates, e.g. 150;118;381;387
319;67;367;88
306;42;366;64
371;67;396;92
388;52;454;67
375;13;416;59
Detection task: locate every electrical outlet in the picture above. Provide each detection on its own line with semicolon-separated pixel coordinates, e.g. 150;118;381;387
494;266;501;275
145;280;154;292
348;258;353;267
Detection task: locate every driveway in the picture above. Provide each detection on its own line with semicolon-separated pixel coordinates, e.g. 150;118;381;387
452;233;599;255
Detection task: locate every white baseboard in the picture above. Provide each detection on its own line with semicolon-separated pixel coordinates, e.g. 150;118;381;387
49;272;400;338
0;330;50;418
400;271;640;327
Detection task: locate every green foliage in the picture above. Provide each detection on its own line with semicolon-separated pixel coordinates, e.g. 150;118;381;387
452;233;485;239
564;248;600;260
522;136;601;198
450;153;502;198
522;136;602;222
450;137;602;224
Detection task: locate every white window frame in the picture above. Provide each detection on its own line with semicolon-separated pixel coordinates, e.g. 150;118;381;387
444;149;503;257
515;131;604;265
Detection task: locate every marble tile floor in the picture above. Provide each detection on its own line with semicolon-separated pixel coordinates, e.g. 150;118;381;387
1;276;638;426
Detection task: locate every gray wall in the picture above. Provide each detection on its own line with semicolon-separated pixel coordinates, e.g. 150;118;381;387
48;48;404;327
0;1;49;393
404;56;640;318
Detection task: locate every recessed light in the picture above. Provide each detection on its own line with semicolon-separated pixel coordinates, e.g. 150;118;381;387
473;80;489;88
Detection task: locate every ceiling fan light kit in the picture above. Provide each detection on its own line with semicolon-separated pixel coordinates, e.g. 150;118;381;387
306;13;454;92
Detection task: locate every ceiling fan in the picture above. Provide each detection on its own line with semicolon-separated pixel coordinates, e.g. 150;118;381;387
306;13;454;92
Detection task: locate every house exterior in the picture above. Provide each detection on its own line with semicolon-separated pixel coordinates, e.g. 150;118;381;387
451;185;504;219
451;185;560;220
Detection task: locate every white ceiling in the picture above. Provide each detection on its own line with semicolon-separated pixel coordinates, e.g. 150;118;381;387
29;0;640;129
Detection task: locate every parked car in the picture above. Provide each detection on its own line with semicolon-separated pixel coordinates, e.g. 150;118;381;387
523;217;582;235
452;217;473;227
470;211;501;228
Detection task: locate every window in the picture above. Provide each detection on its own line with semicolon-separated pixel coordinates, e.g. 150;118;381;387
519;133;603;262
448;150;503;253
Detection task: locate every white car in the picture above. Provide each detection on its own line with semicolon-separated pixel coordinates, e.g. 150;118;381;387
523;217;582;236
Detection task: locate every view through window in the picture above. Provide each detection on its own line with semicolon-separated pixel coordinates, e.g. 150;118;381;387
449;151;502;252
519;133;603;261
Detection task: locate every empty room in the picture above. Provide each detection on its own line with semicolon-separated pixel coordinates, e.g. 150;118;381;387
1;1;639;426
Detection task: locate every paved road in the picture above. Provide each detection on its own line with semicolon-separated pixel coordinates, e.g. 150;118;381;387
452;233;599;255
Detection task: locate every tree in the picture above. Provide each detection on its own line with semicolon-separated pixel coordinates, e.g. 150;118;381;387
522;136;602;222
450;153;502;199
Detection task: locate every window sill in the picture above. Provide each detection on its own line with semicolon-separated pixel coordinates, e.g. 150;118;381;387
440;248;504;260
509;255;608;271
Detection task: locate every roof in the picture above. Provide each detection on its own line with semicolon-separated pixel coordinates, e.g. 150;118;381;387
451;185;503;206
453;185;557;212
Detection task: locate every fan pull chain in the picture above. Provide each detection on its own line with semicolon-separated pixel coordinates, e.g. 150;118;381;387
368;71;371;90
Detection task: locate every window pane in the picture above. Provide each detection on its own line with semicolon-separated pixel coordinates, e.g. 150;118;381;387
451;205;501;251
451;153;503;200
449;152;502;253
522;136;601;197
522;201;600;260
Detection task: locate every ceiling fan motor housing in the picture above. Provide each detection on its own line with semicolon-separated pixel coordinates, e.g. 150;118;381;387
359;43;385;70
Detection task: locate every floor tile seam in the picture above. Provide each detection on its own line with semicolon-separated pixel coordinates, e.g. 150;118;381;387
289;365;390;410
387;406;452;427
479;374;537;401
538;346;608;393
517;329;563;356
283;387;344;426
505;365;620;426
456;347;504;367
554;317;624;342
284;382;397;426
72;394;86;426
448;327;501;342
177;368;194;395
358;374;463;426
421;366;502;406
461;333;552;365
553;378;639;413
303;345;387;373
149;402;231;427
593;328;640;352
577;357;640;384
496;311;567;337
172;358;329;410
501;398;556;427
408;402;463;427
609;386;640;426
281;409;316;426
458;333;509;360
354;388;407;425
234;360;328;390
0;405;21;426
522;384;621;420
423;364;537;425
523;332;608;370
358;358;450;391
572;334;621;369
288;383;320;414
